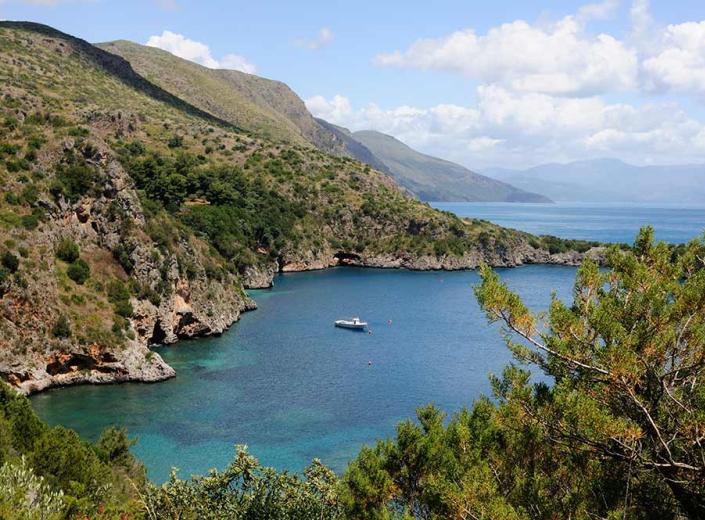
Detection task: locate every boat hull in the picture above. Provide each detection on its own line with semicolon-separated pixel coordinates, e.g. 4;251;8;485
335;322;367;330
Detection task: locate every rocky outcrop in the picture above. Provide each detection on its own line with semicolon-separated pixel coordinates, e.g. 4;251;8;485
0;137;254;395
251;245;604;288
241;262;278;289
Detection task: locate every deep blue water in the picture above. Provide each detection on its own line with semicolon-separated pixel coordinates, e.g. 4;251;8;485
432;202;705;244
31;266;575;482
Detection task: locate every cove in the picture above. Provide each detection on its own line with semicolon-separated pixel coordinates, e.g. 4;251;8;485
31;266;576;482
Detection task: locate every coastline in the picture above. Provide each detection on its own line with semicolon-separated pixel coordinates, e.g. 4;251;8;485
14;245;599;396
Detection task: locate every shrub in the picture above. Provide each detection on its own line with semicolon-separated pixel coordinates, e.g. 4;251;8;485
55;238;80;263
0;457;65;519
167;135;183;148
52;315;71;339
3;193;19;205
112;299;133;318
107;280;133;318
20;209;43;230
52;161;94;202
6;158;30;172
29;426;112;502
20;184;38;205
112;244;134;274
66;259;90;284
0;252;19;273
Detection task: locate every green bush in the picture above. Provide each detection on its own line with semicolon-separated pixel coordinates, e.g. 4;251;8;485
0;457;65;519
20;184;38;205
3;193;19;205
66;259;90;284
51;159;95;202
107;280;133;318
20;208;43;230
55;238;80;263
167;135;183;148
30;426;112;502
51;315;71;339
0;252;19;273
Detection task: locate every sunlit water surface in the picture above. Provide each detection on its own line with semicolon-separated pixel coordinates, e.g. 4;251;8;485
32;266;575;482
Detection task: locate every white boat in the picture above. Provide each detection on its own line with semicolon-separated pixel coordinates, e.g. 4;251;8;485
334;317;368;330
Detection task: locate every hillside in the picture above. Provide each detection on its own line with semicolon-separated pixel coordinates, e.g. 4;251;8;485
351;130;551;203
314;118;391;175
0;21;597;394
98;39;350;156
486;158;705;203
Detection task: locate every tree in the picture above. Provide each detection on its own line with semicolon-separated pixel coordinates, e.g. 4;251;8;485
1;251;19;273
55;238;80;263
66;259;90;284
52;314;71;339
342;227;699;519
140;446;342;519
474;226;705;518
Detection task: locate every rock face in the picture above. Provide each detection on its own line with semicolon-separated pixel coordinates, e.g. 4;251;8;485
0;138;254;395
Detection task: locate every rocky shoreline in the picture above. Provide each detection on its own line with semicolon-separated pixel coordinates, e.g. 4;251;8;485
11;244;599;396
243;246;601;289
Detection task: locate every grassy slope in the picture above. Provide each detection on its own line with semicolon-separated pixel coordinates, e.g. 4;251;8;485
353;130;552;203
98;40;348;156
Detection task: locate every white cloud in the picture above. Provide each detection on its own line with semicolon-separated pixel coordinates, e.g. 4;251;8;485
577;0;621;22
146;31;256;74
306;91;705;169
642;22;705;94
374;14;638;96
371;0;705;99
468;137;504;152
219;54;257;74
294;27;334;50
305;94;352;122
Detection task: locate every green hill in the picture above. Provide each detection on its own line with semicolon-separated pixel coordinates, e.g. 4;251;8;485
98;39;349;155
352;130;552;202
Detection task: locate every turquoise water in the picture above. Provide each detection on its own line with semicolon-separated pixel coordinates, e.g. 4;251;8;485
432;202;705;244
31;266;575;482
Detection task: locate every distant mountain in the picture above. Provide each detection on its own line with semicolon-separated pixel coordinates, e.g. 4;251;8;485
98;40;349;156
349;130;551;203
485;159;705;203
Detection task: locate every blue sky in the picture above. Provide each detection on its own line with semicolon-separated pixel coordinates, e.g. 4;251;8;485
3;0;705;169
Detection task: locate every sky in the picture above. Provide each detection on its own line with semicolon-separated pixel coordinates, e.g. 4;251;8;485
3;1;705;170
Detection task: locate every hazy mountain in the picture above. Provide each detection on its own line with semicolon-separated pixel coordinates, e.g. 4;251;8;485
350;130;551;203
98;40;350;156
485;159;705;203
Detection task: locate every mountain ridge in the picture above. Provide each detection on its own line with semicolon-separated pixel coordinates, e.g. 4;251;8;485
485;158;705;203
350;129;552;203
97;39;350;156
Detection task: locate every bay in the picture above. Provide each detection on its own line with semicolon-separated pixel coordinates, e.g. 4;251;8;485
31;266;575;482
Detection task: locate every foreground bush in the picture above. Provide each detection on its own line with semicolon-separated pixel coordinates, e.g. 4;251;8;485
140;446;342;519
0;383;142;518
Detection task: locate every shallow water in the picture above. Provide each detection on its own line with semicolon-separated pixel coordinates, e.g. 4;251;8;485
31;265;575;482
